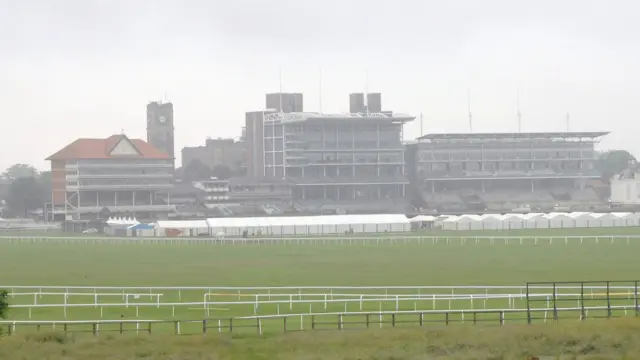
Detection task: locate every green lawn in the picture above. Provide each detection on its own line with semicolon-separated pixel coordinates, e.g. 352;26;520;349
1;233;639;332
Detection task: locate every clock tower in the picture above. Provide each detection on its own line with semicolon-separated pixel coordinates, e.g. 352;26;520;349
146;101;175;169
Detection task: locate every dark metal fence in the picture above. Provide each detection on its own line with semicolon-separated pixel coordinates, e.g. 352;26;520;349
3;305;638;337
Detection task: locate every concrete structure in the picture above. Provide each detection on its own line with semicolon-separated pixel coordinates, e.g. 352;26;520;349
244;92;414;214
407;132;609;212
260;113;414;213
266;93;303;113
181;138;244;172
46;134;174;220
611;165;640;205
147;101;175;169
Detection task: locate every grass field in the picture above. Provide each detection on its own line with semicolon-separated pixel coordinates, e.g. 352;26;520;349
1;230;639;327
1;228;640;358
3;318;640;359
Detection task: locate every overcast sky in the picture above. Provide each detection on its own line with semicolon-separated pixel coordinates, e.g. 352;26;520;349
2;0;639;171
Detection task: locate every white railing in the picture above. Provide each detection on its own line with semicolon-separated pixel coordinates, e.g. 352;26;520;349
4;284;639;320
1;234;640;245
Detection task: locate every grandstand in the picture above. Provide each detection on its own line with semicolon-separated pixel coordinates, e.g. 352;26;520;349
259;111;415;214
406;132;609;212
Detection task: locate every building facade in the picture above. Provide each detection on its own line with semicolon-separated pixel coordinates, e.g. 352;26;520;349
408;132;609;211
147;101;175;169
258;112;414;213
46;134;175;220
181;138;244;172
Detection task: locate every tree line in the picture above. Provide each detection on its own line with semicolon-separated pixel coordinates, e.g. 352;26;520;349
0;150;636;218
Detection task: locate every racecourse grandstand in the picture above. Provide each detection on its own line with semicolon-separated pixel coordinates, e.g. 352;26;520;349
245;93;416;215
406;132;609;212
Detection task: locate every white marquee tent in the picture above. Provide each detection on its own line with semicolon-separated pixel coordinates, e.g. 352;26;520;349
436;212;640;231
206;214;410;236
155;220;209;237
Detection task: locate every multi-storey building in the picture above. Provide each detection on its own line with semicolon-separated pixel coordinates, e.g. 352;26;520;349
407;132;609;211
47;134;175;220
181;138;244;173
258;112;414;213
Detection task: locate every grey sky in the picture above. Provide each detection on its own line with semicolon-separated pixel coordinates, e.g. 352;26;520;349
2;0;638;171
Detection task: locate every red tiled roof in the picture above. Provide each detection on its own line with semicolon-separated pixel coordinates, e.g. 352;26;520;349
46;134;170;160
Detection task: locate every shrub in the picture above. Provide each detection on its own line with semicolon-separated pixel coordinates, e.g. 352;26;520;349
0;290;7;319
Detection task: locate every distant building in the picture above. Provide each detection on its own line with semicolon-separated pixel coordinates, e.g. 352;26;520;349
407;131;609;212
611;162;640;205
266;93;303;113
244;109;276;178
244;93;414;214
181;138;244;173
147;101;175;169
46;134;174;220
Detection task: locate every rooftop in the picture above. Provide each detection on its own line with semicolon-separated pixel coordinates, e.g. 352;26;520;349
417;131;609;141
46;134;170;161
263;112;415;124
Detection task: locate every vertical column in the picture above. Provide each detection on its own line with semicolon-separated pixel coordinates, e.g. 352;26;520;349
272;123;276;177
352;123;356;179
376;123;380;177
336;125;340;177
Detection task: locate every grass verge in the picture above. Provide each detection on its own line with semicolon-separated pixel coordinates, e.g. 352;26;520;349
1;318;640;359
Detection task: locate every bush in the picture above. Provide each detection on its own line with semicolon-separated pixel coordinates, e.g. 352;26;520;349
0;290;7;319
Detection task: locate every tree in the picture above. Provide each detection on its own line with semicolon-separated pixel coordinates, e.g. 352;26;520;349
6;177;45;217
596;150;636;181
183;159;213;181
212;164;233;180
2;164;39;180
0;290;8;319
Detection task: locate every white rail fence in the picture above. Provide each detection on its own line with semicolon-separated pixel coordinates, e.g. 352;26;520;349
2;234;640;245
2;305;639;336
4;285;639;320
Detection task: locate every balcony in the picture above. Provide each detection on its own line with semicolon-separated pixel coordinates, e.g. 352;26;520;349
67;183;174;190
66;163;173;170
75;204;176;214
66;173;173;180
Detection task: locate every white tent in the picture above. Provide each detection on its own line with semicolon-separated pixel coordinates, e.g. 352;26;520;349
155;220;209;237
206;214;410;236
535;213;575;229
569;212;595;228
477;214;505;230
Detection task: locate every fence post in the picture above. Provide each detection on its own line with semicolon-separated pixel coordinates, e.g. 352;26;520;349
7;324;12;336
202;319;207;334
64;323;68;334
606;281;612;318
366;314;370;329
148;322;152;335
445;312;449;325
526;283;532;325
120;322;123;335
284;316;287;332
473;312;477;325
419;312;424;327
391;314;396;327
257;319;262;335
499;311;504;325
174;321;179;335
338;314;343;330
229;318;233;333
552;282;558;321
633;280;640;316
311;315;315;330
92;323;97;336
